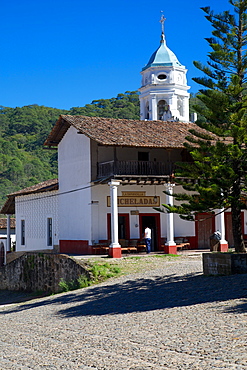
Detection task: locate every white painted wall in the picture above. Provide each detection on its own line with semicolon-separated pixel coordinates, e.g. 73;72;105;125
173;185;195;237
15;191;58;251
58;126;92;242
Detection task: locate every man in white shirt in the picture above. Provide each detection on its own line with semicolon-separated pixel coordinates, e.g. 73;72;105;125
144;226;151;254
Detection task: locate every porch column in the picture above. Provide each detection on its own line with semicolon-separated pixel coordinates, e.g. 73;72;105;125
164;183;177;254
108;180;122;258
140;98;145;120
218;208;228;252
6;214;11;252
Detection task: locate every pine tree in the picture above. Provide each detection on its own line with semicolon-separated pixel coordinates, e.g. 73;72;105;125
164;1;247;252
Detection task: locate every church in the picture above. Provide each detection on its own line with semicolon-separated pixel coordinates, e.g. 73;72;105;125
2;16;242;257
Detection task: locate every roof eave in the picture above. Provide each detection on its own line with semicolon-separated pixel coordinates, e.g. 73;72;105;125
44;115;71;148
0;181;59;215
0;196;15;215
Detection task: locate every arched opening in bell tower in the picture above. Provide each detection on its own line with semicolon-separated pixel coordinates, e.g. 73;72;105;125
157;100;169;120
145;102;149;119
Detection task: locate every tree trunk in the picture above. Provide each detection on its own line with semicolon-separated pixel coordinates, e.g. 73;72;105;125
231;204;246;252
231;172;246;253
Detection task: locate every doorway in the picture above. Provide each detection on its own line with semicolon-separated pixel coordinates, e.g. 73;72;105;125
139;214;160;251
196;213;215;249
107;213;130;240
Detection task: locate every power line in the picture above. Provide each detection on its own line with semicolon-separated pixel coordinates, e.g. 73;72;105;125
14;176;111;205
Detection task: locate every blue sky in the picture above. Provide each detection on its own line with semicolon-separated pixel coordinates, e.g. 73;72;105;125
0;0;231;110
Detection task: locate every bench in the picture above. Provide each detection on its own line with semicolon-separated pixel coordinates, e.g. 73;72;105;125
137;244;146;252
92;245;109;255
176;243;190;251
121;247;137;253
92;246;102;255
174;237;190;252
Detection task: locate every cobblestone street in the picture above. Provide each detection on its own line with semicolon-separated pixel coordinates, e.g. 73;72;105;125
0;255;247;369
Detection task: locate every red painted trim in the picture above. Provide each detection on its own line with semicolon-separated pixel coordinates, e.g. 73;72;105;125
109;247;122;258
139;213;161;250
219;242;228;252
59;240;91;255
187;236;197;249
164;245;177;254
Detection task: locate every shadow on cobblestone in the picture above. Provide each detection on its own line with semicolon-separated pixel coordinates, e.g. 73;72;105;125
0;290;48;306
1;271;247;316
224;300;247;313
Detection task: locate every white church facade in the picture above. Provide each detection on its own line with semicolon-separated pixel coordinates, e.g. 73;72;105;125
2;16;245;257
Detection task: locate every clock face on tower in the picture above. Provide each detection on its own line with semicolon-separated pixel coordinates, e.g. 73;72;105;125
177;73;183;83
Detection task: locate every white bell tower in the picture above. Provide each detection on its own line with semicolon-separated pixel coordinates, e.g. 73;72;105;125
139;14;190;122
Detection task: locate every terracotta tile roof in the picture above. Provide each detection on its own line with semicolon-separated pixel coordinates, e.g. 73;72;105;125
7;178;58;197
44;115;217;148
0;179;58;215
0;218;15;229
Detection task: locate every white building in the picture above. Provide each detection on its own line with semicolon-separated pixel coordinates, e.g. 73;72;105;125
1;114;237;256
1;16;241;257
1;179;58;253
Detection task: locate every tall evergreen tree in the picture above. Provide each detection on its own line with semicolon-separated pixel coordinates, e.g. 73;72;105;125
163;1;247;252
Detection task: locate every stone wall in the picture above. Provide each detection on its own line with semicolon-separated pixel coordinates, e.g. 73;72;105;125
231;254;247;274
203;253;247;275
0;252;91;293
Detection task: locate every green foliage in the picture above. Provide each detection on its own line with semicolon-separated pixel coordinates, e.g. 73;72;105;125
163;1;247;252
0;105;65;207
89;262;121;282
189;93;207;123
58;275;91;292
58;262;121;292
154;254;179;258
69;91;140;119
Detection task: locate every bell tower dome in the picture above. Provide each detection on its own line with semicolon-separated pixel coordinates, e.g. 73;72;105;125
139;13;190;122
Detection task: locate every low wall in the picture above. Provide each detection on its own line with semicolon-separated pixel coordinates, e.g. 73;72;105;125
0;252;91;293
203;253;247;275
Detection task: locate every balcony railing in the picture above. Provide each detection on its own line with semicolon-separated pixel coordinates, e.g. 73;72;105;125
97;160;174;178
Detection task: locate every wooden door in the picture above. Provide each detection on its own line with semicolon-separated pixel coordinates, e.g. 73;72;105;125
196;213;214;249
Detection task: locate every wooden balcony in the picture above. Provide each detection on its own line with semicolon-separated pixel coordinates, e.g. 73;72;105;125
97;160;174;179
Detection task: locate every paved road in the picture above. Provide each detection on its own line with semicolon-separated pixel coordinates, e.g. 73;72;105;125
0;255;246;369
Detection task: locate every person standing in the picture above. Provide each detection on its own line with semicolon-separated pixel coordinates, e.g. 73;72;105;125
144;226;151;254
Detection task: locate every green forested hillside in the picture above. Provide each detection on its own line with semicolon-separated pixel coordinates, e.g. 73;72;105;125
0;105;65;207
0;90;199;209
70;91;140;119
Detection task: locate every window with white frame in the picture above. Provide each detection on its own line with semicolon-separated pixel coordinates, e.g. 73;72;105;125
47;218;52;246
21;219;25;246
